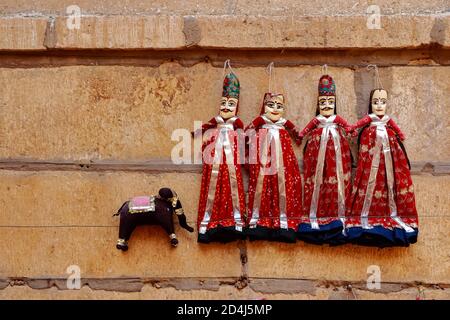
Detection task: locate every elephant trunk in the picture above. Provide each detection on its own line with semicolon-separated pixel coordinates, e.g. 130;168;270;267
175;210;194;232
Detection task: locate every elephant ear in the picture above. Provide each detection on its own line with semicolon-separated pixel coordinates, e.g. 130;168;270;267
170;191;179;208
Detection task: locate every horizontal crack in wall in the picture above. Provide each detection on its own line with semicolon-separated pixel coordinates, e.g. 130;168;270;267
0;47;449;68
0;159;449;175
1;277;449;294
249;278;316;295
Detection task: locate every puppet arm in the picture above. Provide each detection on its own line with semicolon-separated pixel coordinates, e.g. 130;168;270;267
234;118;244;130
388;118;406;141
191;117;218;137
349;115;372;137
334;115;353;134
297;118;320;144
285;120;303;145
243;117;265;170
244;116;265;131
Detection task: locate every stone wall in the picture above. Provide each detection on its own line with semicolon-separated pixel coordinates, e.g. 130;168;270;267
0;1;449;299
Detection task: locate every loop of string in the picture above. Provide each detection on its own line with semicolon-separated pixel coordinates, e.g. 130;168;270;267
367;64;384;89
222;59;235;78
321;64;328;75
266;62;275;92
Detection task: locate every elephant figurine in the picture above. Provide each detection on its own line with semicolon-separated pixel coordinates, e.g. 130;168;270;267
114;188;194;251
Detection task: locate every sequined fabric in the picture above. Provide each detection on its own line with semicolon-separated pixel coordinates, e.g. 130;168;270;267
128;196;156;213
347;115;419;245
301;115;353;227
246;116;303;233
196;117;246;240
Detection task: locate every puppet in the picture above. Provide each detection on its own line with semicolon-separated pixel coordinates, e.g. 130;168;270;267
347;65;418;247
245;64;302;242
194;60;246;243
297;71;352;245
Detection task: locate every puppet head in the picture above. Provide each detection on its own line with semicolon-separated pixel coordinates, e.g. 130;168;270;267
317;74;336;117
261;92;285;122
219;72;240;120
369;88;388;116
366;65;387;116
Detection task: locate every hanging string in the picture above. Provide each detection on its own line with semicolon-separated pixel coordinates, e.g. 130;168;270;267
266;62;275;92
222;59;235;78
367;64;384;89
321;64;328;75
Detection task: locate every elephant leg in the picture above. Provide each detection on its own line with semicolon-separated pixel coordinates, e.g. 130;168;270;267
169;233;178;247
117;212;137;251
160;216;178;247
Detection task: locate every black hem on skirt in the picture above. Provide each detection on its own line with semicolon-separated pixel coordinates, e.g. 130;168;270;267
246;226;297;243
197;225;245;244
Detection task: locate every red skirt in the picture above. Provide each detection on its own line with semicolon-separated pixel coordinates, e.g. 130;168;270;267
347;126;419;247
298;127;352;245
197;131;246;243
247;129;302;242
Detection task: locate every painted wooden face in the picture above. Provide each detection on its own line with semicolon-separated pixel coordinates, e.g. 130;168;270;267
264;95;285;122
318;95;335;117
371;89;388;116
219;97;238;119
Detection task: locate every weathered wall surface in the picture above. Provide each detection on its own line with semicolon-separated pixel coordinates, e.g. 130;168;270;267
0;1;449;299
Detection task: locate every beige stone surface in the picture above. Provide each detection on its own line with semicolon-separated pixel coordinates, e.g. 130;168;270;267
0;17;48;50
0;64;448;162
0;170;244;279
246;216;449;283
0;0;448;300
412;176;450;217
245;176;450;285
0;170;243;278
1;284;449;300
52;15;185;49
0;170;448;282
194;15;445;49
0;226;242;278
0;12;449;50
49;14;449;49
0;0;448;16
353;287;450;300
389;67;450;161
0;170;201;226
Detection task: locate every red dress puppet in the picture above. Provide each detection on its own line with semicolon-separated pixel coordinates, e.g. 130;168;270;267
347;89;419;247
196;72;246;243
245;93;302;243
297;75;353;245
